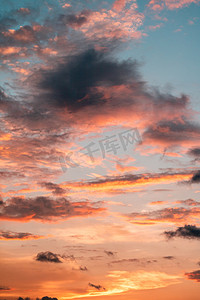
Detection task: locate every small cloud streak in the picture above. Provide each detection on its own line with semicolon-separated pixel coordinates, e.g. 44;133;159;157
0;230;45;240
126;207;200;225
147;0;199;11
62;171;193;194
88;283;106;291
0;286;11;291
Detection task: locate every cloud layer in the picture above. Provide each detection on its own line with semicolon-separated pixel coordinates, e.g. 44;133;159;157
0;196;104;222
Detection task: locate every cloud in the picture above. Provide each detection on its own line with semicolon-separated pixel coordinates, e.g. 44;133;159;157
88;283;106;291
2;25;37;44
104;250;115;256
62;10;91;28
41;297;58;300
62;170;193;193
110;258;140;264
0;196;105;222
164;225;200;239
63;271;180;299
0;286;11;290
36;48;139;112
1;42;198;165
105;270;180;293
35;251;62;263
79;266;88;271
126;207;200;225
0;170;24;180
40;182;66;195
30;47;194;136
76;2;144;41
0;230;45;240
143;119;200;146
150;201;168;205
112;0;128;11
147;0;199;11
175;199;200;206
163;256;175;260
0;0;144;66
188;147;200;158
185;270;200;282
17;8;31;15
190;171;200;183
109;258;157;265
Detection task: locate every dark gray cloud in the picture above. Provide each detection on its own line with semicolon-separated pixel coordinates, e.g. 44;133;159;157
40;182;65;195
110;258;139;264
35;251;62;263
190;171;200;183
0;196;105;222
164;225;200;240
0;230;43;240
185;270;200;282
37;48;139;111
188;148;200;158
0;15;17;31
0;285;10;290
109;258;157;265
144;120;200;143
60;10;91;28
163;256;175;260
88;283;106;291
104;250;115;257
79;266;88;271
41;297;58;300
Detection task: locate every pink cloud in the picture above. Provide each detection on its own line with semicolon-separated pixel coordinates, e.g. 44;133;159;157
148;24;163;31
112;0;130;11
63;3;72;8
77;3;144;41
0;46;23;56
147;0;199;10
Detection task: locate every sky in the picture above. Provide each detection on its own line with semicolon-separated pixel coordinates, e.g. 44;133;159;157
0;0;200;299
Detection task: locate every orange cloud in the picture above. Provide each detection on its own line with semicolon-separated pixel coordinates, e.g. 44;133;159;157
62;172;193;193
0;47;22;56
126;206;200;225
62;270;180;299
0;230;46;240
150;201;168;205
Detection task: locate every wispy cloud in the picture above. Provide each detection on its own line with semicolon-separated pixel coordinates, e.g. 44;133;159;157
0;230;45;240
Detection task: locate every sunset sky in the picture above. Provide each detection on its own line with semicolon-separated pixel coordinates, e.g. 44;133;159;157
0;0;200;299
